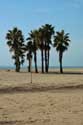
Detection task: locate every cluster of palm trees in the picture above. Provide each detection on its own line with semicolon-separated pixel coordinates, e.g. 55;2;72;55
6;24;70;73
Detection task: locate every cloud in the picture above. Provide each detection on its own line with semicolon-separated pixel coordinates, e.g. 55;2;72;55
68;0;82;8
60;0;82;9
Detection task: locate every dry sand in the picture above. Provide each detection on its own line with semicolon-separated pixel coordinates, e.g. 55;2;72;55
0;68;83;125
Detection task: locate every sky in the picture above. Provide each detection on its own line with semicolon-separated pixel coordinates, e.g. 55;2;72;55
0;0;83;67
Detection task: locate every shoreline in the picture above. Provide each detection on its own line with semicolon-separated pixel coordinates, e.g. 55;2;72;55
0;66;83;70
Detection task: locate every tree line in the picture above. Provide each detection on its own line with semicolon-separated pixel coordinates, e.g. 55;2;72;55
6;24;70;73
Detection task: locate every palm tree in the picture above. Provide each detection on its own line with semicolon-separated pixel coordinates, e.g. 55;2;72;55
6;27;25;72
38;27;45;73
25;40;33;72
54;30;70;73
42;24;55;72
27;30;39;73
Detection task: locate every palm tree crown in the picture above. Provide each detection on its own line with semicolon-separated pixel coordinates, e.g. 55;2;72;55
26;30;39;73
54;30;70;73
6;27;25;72
54;30;70;52
42;24;55;72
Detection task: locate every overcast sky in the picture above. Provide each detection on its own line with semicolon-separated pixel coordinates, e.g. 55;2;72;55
0;0;83;67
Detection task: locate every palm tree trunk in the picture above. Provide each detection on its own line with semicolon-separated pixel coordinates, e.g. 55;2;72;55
45;48;46;72
16;60;20;72
45;45;48;73
15;53;20;72
28;58;32;72
41;42;44;73
47;49;49;72
47;43;50;73
41;49;44;73
34;51;38;73
59;51;63;73
46;51;48;73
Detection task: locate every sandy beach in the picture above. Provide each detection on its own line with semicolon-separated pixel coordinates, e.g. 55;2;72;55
0;68;83;125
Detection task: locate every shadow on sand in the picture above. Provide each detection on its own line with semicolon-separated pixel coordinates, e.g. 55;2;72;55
0;120;23;125
0;84;83;94
47;71;83;75
0;120;38;125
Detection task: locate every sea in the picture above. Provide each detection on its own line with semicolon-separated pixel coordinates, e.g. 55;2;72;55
0;66;83;70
